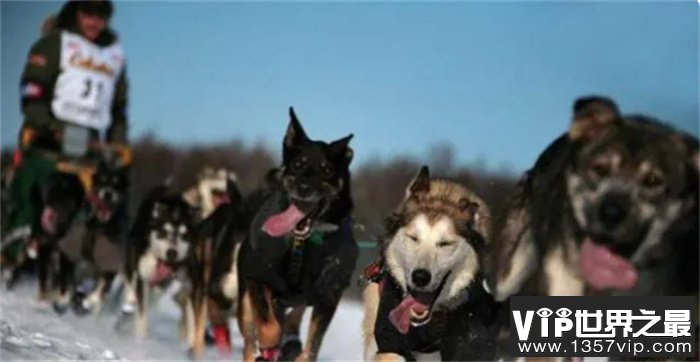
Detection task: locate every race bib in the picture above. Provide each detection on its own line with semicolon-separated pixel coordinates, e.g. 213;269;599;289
52;31;124;130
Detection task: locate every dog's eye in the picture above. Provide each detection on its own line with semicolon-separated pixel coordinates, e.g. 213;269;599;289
589;161;611;179
437;240;455;248
406;234;418;242
155;230;168;239
320;162;333;176
641;172;664;189
293;159;304;170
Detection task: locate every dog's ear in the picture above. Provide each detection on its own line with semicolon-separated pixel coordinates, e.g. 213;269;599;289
186;202;200;223
152;201;165;219
227;179;244;205
198;167;213;180
384;211;401;234
458;198;479;215
569;95;621;141
144;184;169;215
264;167;281;186
226;170;238;182
330;134;354;162
672;132;700;173
284;107;310;148
459;198;491;240
406;166;431;198
117;166;130;187
683;135;699;172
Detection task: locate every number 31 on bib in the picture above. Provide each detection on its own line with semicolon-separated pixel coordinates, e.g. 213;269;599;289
52;31;124;131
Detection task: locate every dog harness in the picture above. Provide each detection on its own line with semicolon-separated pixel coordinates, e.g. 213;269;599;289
287;217;351;288
86;192;110;218
362;260;387;295
287;218;312;287
372;274;449;356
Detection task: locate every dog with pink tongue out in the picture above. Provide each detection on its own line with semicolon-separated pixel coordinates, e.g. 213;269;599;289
485;96;699;301
117;184;198;340
235;107;358;362
362;166;508;361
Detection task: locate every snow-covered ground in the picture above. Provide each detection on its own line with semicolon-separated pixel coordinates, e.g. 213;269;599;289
1;281;365;361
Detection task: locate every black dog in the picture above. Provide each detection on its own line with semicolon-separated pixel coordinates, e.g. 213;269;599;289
1;169;84;292
52;160;130;315
33;171;86;299
187;167;283;357
190;107;358;361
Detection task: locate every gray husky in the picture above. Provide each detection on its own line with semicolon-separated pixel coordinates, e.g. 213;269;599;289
486;96;699;299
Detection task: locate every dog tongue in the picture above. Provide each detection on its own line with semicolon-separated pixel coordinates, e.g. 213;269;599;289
41;207;57;234
213;193;230;208
389;296;429;334
262;204;306;237
97;209;112;221
579;238;638;291
150;262;173;286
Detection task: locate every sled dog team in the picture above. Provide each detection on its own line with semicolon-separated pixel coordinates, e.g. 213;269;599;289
4;96;698;361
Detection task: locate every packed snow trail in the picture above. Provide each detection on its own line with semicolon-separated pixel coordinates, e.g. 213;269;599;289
0;281;364;361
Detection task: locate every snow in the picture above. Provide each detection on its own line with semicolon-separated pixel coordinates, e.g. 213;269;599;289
0;282;365;361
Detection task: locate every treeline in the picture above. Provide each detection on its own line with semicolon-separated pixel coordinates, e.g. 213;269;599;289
127;135;518;298
126;135;517;241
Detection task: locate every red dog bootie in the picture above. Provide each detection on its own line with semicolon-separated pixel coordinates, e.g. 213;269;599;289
212;325;232;355
258;347;281;361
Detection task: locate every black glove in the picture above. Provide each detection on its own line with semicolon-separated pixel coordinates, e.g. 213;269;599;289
21;123;60;151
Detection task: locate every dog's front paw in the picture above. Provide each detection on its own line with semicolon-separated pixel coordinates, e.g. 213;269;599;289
204;325;217;346
114;306;135;334
52;301;69;315
25;239;39;260
38;289;51;302
121;301;136;314
52;292;72;315
280;338;302;361
212;325;232;355
258;347;281;362
135;315;148;338
186;347;196;360
71;293;91;316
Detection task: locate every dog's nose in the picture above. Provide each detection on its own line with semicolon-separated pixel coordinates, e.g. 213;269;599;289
297;183;312;197
411;269;431;288
598;193;630;229
102;191;114;203
166;249;178;263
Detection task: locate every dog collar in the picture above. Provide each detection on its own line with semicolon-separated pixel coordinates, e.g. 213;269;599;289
308;230;324;245
86;192;109;212
290;221;339;245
